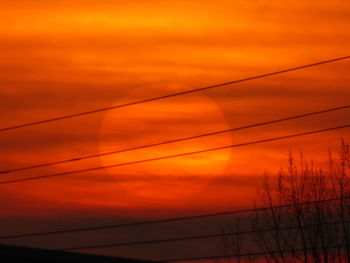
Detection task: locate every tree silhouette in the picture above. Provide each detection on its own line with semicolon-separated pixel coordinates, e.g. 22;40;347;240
222;139;350;263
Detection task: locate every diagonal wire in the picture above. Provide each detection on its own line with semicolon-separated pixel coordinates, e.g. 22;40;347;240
0;195;349;241
0;56;349;133
0;123;349;185
60;219;350;251
165;245;347;262
1;104;349;175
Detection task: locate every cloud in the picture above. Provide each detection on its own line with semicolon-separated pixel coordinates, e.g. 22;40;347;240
0;0;349;257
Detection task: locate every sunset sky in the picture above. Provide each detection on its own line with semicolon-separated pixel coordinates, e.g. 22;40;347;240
0;0;349;261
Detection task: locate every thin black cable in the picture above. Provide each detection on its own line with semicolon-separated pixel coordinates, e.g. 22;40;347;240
0;197;348;241
60;219;350;251
0;123;349;185
0;181;349;240
0;56;349;133
2;104;349;175
165;245;347;262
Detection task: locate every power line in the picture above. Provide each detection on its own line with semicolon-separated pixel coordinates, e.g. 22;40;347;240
0;189;349;241
1;104;349;175
165;245;346;262
0;123;349;185
60;219;350;251
0;56;349;133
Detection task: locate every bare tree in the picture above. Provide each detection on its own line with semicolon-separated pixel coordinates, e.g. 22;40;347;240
222;139;350;263
221;218;245;263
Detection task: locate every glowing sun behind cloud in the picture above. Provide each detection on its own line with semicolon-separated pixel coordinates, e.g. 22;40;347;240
98;84;232;199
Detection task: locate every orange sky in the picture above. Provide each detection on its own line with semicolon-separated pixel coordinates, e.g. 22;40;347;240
0;0;349;260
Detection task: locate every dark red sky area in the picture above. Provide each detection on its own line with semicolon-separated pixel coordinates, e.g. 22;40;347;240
0;0;349;261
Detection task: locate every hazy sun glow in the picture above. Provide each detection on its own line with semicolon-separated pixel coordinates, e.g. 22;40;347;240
0;0;349;226
99;84;232;198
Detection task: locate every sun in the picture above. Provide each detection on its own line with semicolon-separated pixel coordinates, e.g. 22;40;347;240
99;83;232;200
